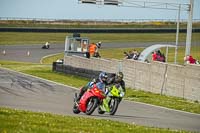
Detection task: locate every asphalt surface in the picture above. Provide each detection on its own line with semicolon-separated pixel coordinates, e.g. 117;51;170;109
0;43;200;132
0;44;64;63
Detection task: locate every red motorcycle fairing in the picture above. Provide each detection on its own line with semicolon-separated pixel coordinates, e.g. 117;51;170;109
78;85;105;112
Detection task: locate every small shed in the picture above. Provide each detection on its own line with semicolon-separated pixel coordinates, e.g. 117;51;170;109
64;35;90;58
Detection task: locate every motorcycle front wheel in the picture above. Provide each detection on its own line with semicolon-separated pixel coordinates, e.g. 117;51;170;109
98;106;105;114
109;98;119;115
85;97;98;115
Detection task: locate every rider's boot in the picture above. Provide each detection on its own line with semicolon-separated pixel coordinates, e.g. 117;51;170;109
76;86;87;102
76;93;82;102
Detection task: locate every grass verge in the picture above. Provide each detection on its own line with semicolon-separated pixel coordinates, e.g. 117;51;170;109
0;107;188;133
0;60;199;114
41;46;200;65
0;32;200;45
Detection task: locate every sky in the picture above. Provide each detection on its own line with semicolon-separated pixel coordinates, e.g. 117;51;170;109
0;0;199;20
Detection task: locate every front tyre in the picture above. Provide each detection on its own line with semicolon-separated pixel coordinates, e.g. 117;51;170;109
109;98;119;115
85;97;98;115
98;106;105;114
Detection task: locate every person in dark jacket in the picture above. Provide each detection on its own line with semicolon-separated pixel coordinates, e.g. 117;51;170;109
107;72;125;94
105;72;126;103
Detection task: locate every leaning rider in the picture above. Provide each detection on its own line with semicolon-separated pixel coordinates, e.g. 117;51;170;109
107;72;126;100
76;72;108;102
98;72;125;112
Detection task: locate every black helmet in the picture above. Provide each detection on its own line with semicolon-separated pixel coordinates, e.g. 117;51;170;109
99;72;108;82
116;72;123;81
96;41;101;48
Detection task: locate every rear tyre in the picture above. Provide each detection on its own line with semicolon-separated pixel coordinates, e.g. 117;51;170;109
85;97;98;115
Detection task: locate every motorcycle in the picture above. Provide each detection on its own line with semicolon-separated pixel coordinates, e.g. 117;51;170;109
42;42;50;49
41;45;50;49
73;84;106;115
98;84;125;115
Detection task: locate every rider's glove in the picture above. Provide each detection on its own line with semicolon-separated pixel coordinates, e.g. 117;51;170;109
120;92;125;97
105;88;109;95
92;78;96;83
88;82;94;87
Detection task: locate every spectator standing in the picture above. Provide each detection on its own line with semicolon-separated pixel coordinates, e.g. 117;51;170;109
152;51;157;61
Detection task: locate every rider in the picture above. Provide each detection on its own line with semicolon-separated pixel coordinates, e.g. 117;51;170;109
93;41;101;58
76;72;108;102
107;72;125;98
98;72;125;112
45;42;50;49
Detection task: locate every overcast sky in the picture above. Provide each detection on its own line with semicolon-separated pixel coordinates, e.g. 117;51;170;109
0;0;199;20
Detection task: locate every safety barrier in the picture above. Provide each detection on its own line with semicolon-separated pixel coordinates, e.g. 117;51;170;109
53;55;200;101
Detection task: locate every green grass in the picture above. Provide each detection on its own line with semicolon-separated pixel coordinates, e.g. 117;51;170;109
0;60;199;114
0;60;88;88
41;46;200;65
0;107;188;133
1;20;200;29
0;32;67;45
24;67;88;88
0;32;200;45
125;89;200;114
41;53;64;64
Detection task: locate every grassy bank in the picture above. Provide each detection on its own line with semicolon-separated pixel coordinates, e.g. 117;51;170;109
0;32;200;45
0;107;188;133
0;60;199;114
41;46;200;65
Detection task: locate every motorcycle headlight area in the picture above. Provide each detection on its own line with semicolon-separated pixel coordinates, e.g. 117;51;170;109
120;92;125;97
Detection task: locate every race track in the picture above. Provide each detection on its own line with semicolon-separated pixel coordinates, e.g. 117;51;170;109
0;43;200;132
0;42;185;63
